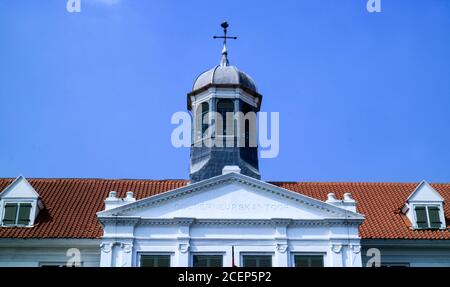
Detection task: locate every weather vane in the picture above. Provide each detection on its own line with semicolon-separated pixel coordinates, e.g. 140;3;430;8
213;21;237;46
213;21;237;66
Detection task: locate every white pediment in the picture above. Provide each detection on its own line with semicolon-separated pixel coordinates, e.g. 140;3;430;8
0;176;39;199
98;173;363;221
407;180;444;203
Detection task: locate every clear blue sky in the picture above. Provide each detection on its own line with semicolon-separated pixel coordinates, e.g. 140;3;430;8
1;0;449;182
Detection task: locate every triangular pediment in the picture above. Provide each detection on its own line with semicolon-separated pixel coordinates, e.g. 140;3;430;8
0;176;39;199
407;180;444;203
98;173;363;221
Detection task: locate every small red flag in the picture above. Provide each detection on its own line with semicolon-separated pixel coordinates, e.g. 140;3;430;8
232;245;237;267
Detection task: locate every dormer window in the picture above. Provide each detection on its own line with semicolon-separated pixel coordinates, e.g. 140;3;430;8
3;202;32;226
414;206;442;229
403;181;446;230
0;176;42;228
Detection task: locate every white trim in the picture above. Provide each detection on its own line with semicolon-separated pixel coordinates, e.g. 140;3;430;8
406;180;444;202
0;175;40;198
412;204;445;230
97;172;364;220
0;238;101;248
1;201;34;227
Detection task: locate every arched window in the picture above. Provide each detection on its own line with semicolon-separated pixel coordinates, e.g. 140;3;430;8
195;102;209;141
217;99;234;138
242;103;252;147
240;102;257;166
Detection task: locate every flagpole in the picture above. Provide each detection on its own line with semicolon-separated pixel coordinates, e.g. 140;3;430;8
232;245;236;268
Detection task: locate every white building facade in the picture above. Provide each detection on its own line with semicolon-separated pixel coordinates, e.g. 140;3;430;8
1;175;450;267
97;171;364;267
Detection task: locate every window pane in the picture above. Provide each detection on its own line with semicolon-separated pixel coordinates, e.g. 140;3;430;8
209;256;223;267
294;255;324;267
217;99;234;137
3;203;18;225
242;255;272;267
17;203;32;225
415;206;428;228
192;255;223;267
428;207;441;229
310;256;324;267
201;102;210;137
195;102;210;140
140;255;170;267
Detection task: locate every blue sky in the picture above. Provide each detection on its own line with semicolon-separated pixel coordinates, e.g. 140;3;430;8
0;0;449;182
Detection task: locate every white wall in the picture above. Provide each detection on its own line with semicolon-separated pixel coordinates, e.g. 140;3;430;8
100;222;362;267
0;239;101;267
362;240;450;267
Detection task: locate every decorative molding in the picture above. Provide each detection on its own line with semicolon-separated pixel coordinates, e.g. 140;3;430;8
351;244;361;254
121;243;133;253
174;218;195;226
99;217;363;227
98;173;364;222
98;217;140;226
190;88;258;109
276;243;288;253
178;243;190;253
271;219;292;226
331;244;342;253
100;241;133;253
100;243;112;253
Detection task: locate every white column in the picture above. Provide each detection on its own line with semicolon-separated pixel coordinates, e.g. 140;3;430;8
329;244;343;267
100;242;113;267
223;246;233;267
272;219;290;267
119;241;134;267
104;241;134;267
176;241;190;267
175;218;194;267
349;244;362;267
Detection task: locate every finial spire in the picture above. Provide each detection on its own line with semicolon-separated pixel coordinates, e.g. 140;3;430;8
213;21;237;67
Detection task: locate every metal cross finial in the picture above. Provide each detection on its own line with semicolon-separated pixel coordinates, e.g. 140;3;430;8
213;21;237;66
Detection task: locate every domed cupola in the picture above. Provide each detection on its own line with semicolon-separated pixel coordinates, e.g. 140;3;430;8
187;22;262;182
192;47;258;94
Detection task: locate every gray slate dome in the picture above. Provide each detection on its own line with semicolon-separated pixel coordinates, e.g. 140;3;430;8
193;65;258;93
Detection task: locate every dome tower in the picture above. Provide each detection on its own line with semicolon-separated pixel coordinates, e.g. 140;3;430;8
187;22;262;182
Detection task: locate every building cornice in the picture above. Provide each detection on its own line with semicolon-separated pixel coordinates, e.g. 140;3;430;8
98;217;363;227
97;173;364;221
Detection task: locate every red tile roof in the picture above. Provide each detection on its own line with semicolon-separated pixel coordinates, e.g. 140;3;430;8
273;182;450;240
0;178;449;240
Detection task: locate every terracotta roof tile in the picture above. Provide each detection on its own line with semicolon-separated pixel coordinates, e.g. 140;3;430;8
0;178;449;240
272;182;450;240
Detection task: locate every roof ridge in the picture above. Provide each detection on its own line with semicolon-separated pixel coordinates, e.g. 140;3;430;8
1;178;449;185
0;178;189;182
270;181;450;186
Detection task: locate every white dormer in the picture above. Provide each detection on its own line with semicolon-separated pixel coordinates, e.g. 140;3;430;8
402;181;446;230
0;176;43;227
